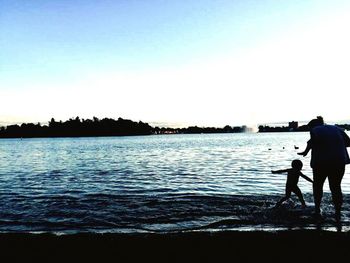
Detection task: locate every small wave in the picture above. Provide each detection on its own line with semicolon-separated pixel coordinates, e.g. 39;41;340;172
0;192;348;233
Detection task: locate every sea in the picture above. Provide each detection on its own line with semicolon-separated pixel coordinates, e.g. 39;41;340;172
0;132;349;234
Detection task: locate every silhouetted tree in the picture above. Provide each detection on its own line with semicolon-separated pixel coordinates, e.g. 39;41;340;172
0;117;154;138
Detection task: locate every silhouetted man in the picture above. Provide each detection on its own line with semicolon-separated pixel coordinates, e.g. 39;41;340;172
298;116;350;218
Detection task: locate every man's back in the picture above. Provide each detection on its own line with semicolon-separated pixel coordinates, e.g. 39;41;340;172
310;125;350;167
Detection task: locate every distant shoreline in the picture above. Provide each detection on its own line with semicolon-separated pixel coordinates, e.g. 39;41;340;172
0;116;252;138
1;116;349;139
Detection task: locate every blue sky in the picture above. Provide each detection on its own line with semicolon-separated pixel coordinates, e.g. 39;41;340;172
1;0;350;127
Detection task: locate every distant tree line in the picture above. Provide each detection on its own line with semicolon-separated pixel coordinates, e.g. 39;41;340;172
337;124;350;131
258;123;350;132
1;117;348;138
154;125;251;134
0;117;251;138
258;125;309;132
0;117;153;138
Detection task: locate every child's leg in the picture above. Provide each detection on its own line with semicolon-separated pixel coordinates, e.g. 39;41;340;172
293;186;306;206
275;188;291;207
275;196;288;207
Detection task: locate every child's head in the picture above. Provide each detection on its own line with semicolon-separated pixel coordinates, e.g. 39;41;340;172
291;159;303;171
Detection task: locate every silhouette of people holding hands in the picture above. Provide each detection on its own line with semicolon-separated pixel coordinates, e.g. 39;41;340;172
298;116;350;218
272;159;313;208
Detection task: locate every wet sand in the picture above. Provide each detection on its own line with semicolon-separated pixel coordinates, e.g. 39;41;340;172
2;230;350;261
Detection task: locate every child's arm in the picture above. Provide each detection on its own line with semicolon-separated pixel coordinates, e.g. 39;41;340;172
300;172;313;183
271;169;289;174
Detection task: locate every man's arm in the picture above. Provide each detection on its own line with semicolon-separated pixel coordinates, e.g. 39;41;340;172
300;172;313;183
298;139;312;157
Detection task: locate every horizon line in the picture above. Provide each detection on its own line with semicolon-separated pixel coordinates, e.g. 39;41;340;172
1;116;350;130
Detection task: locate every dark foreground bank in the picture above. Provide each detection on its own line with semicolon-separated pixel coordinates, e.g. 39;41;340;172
2;230;350;261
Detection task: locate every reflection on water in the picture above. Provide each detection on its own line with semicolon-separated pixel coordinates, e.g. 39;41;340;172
0;133;349;233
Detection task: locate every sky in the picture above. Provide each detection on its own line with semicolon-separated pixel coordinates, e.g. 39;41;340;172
1;0;350;128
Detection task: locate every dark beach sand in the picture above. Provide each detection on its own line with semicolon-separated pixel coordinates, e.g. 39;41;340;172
2;230;350;261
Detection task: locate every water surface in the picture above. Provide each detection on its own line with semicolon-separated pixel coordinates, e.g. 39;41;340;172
0;133;349;233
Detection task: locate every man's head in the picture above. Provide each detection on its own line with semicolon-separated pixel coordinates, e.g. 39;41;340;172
307;116;324;129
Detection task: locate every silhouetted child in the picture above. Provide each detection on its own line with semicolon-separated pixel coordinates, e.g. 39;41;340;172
271;159;313;208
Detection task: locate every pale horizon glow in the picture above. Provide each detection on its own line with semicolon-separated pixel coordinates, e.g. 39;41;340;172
1;1;350;128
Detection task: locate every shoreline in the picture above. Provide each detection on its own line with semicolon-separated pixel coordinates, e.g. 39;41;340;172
2;230;350;261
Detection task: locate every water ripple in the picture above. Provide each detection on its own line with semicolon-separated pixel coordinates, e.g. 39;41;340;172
0;133;349;233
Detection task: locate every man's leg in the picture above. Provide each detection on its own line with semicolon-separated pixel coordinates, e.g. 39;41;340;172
313;167;328;214
328;165;345;216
